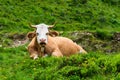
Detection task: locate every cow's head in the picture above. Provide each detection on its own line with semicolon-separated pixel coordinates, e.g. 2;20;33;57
29;23;54;46
27;30;59;41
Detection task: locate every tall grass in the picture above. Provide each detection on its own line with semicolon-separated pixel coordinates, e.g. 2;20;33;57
0;46;120;80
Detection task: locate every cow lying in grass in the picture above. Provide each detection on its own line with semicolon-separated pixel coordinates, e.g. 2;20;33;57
27;23;87;59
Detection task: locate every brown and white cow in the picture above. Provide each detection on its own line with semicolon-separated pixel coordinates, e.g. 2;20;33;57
27;23;87;59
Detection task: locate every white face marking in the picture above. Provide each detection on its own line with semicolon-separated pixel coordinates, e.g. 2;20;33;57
35;23;49;44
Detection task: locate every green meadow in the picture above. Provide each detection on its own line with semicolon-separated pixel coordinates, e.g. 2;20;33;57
0;0;120;80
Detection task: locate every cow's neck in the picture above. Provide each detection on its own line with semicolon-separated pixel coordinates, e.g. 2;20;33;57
41;47;45;53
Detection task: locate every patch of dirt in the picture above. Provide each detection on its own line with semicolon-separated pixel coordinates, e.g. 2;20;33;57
113;32;120;41
12;39;28;47
69;31;120;53
9;33;29;47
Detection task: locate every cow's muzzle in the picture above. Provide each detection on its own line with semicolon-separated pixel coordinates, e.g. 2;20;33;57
40;42;46;47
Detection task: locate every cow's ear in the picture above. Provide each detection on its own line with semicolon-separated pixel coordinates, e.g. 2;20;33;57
27;32;36;40
49;31;59;37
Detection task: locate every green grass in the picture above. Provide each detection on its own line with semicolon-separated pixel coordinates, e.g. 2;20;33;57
0;45;120;80
0;0;120;33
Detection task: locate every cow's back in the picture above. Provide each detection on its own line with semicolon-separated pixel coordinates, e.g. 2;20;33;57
53;36;81;56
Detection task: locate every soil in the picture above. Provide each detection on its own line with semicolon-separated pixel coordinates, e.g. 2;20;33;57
8;33;29;47
67;32;120;53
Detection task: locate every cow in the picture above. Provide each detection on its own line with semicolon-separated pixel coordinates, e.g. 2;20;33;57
27;23;87;59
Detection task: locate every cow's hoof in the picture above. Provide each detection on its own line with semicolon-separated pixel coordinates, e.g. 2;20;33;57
30;54;38;60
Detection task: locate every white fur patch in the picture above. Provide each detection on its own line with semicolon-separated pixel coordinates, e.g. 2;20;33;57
33;55;38;60
41;47;45;52
79;50;83;53
43;54;48;57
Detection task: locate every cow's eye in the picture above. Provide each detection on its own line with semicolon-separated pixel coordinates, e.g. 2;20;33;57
36;33;39;36
46;33;49;35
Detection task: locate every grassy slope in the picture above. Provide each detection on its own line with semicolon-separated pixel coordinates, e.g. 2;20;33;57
0;0;120;47
0;0;120;33
0;0;120;80
0;46;120;80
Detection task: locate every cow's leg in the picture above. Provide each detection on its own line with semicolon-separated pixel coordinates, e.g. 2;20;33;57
28;46;39;60
52;49;63;57
30;53;38;60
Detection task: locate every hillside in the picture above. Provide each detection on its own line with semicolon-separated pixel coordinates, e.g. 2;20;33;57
0;0;120;32
0;0;120;80
0;0;120;47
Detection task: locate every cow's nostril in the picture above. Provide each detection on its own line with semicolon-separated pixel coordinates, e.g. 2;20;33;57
44;39;46;41
40;39;46;42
